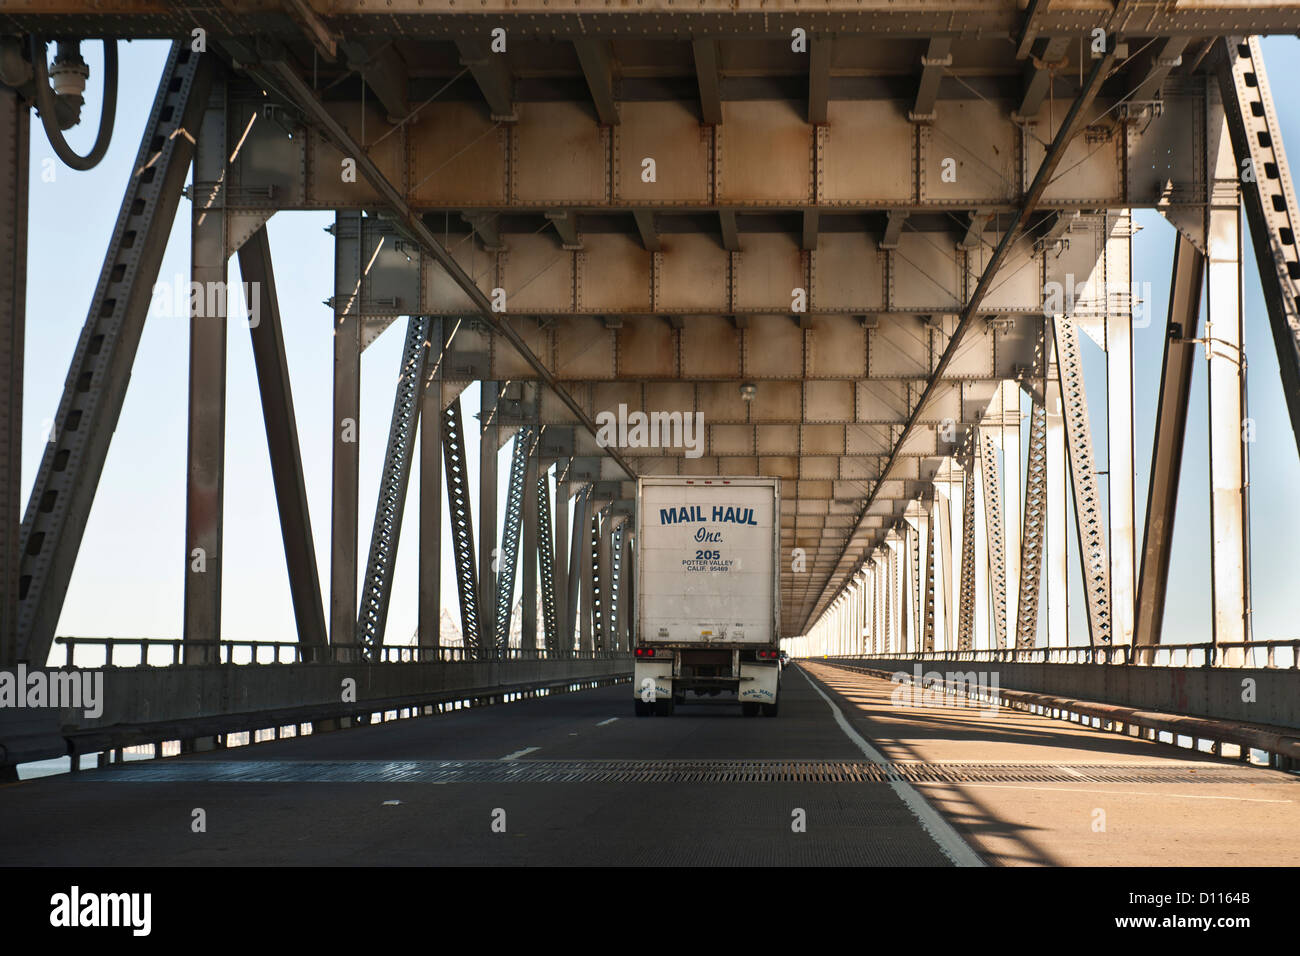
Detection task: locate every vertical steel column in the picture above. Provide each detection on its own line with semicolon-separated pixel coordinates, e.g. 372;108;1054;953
1052;313;1113;645
536;464;559;650
567;485;589;651
930;491;950;651
978;429;1007;648
904;521;920;652
418;319;444;659
522;449;540;650
972;441;995;650
183;74;228;663
956;456;977;651
1135;236;1204;648
479;381;499;650
443;398;481;654
1106;212;1137;649
1206;94;1250;659
1045;338;1069;647
1017;398;1049;648
992;381;1022;642
237;226;328;653
330;211;363;654
0;82;27;665
580;500;599;652
887;530;903;653
595;510;613;651
494;424;534;650
880;550;890;655
553;472;571;650
921;504;935;652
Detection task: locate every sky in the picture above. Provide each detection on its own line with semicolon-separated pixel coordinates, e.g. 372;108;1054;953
20;36;1300;662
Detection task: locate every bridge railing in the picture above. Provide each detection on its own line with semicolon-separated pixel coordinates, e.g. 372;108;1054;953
804;640;1299;670
53;637;621;668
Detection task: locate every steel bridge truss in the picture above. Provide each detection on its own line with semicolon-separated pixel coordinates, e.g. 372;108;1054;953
3;22;1299;675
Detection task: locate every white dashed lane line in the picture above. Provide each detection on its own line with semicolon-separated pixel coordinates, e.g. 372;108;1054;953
500;747;540;761
596;717;619;726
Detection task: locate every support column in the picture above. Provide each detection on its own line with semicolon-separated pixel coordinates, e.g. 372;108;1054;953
183;76;228;664
554;473;571;650
522;450;539;650
479;380;499;650
579;500;597;652
330;211;362;655
238;226;327;654
0;82;27;665
972;442;993;651
419;319;444;659
1135;236;1204;648
991;381;1021;645
1106;212;1137;649
1206;102;1250;660
596;510;614;650
1045;338;1069;648
567;486;589;651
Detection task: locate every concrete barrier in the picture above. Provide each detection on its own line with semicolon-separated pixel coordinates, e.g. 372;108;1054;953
0;657;632;767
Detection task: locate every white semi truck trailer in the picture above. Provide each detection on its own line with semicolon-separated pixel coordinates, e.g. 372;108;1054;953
633;476;782;717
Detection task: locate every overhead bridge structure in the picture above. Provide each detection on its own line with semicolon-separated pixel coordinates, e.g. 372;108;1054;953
1;1;1300;862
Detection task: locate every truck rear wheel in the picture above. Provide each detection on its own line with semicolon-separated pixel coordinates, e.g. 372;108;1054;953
741;702;760;717
635;700;652;717
761;700;780;717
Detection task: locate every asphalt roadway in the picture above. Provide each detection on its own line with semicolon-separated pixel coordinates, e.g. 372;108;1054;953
0;661;1295;866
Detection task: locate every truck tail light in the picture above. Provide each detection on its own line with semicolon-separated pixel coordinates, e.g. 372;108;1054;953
635;647;656;658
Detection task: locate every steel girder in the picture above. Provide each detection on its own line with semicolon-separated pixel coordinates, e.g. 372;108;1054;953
1016;399;1049;649
0;80;28;666
1135;236;1205;648
1216;37;1300;460
537;468;559;650
15;44;212;665
1051;312;1113;646
419;318;445;656
494;424;538;650
357;315;431;658
979;429;1008;650
183;68;229;662
956;456;977;652
442;397;481;655
237;225;328;653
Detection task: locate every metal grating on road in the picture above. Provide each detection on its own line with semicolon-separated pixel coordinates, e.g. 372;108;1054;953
92;760;1294;785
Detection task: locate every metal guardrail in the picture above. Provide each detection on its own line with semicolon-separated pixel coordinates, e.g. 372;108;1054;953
53;637;623;668
796;640;1300;669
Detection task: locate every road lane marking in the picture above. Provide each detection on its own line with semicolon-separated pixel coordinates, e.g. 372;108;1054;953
798;666;986;868
500;747;540;761
596;717;619;726
913;782;1293;804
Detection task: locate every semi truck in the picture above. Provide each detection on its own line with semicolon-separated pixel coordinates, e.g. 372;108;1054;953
633;476;782;717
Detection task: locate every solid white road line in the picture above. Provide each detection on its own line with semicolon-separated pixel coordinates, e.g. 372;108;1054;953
798;666;986;868
500;747;540;761
596;717;619;726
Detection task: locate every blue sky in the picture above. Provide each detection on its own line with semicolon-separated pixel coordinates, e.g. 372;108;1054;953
21;37;1300;659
